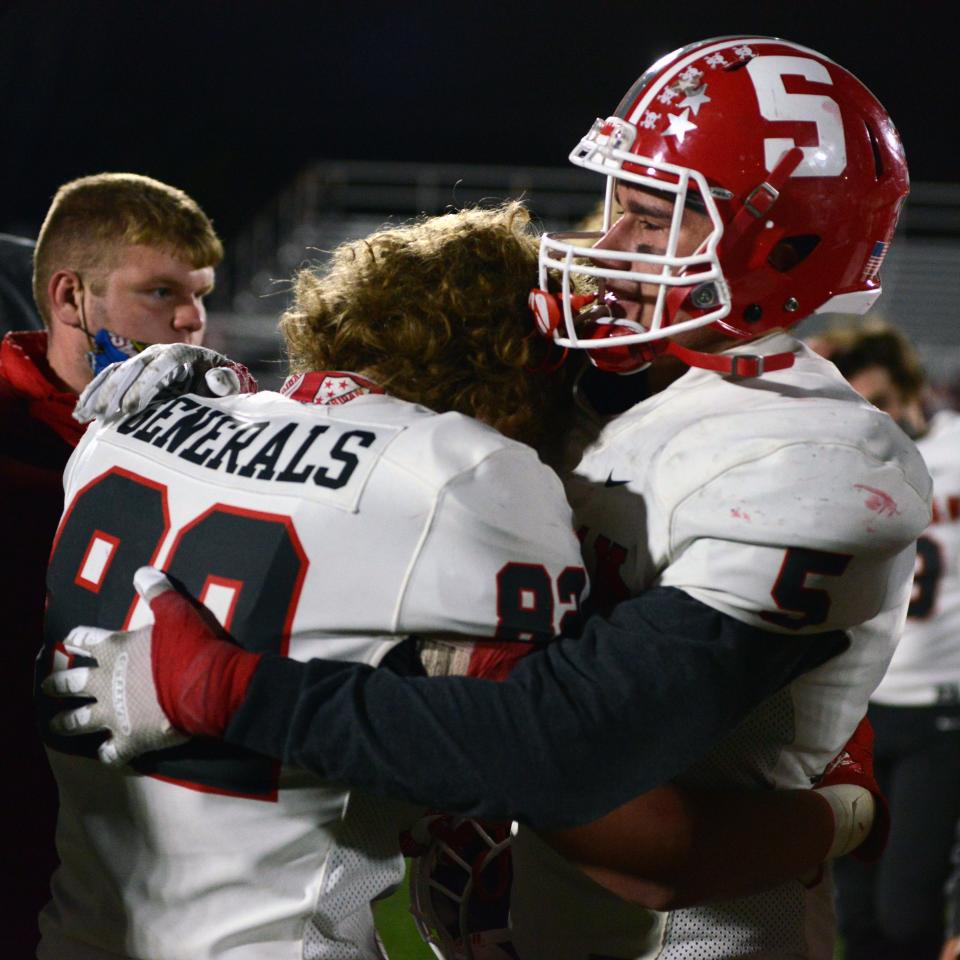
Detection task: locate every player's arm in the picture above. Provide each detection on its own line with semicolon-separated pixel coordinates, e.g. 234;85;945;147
45;568;845;830
540;717;883;908
229;591;843;830
540;785;833;908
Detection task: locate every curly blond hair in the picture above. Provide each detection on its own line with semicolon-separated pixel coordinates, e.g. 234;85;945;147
280;202;578;452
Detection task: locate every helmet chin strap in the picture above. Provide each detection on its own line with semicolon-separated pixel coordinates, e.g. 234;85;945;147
724;146;805;250
529;288;797;377
662;339;796;378
580;333;796;378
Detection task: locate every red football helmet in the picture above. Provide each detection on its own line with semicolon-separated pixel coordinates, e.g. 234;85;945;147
533;36;909;373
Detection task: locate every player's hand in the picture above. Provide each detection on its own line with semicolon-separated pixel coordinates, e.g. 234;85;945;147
73;343;257;424
42;568;190;765
815;715;888;861
43;566;263;766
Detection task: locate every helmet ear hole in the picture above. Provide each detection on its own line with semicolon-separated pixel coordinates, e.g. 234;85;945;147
768;235;821;273
865;121;885;179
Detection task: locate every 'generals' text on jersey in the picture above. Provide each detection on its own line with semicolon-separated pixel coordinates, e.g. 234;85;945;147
39;372;585;960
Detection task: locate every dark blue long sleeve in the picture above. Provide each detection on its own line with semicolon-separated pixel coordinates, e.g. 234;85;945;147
224;587;846;829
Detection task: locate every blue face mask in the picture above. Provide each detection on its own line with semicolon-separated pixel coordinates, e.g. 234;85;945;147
87;328;148;375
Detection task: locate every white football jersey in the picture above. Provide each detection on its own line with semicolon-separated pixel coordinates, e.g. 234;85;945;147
509;335;931;960
40;374;585;960
873;408;960;705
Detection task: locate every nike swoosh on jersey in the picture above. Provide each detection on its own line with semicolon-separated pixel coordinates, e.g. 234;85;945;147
604;472;630;487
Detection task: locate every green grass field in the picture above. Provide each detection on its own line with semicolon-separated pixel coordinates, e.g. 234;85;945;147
375;861;434;960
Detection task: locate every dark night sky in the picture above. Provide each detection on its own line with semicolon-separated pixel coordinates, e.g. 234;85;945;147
0;0;952;241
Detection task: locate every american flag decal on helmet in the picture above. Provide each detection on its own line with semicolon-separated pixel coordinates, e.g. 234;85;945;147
861;240;889;281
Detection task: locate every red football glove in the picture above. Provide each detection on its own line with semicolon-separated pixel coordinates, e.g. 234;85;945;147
140;566;262;738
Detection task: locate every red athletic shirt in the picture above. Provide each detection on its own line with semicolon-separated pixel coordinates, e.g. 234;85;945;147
0;330;84;954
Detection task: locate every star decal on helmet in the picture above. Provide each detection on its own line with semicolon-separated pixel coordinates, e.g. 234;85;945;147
663;108;697;144
679;84;711;115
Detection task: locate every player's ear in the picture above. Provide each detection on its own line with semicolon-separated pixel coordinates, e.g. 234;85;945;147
48;270;84;329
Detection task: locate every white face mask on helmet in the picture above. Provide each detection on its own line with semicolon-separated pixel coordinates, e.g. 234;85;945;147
407;816;516;960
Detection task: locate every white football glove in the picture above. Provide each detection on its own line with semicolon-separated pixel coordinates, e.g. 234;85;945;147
74;343;243;424
42;568;189;765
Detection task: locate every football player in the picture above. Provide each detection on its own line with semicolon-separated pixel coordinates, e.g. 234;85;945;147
35;204;589;960
505;37;927;960
815;322;960;960
46;37;931;959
